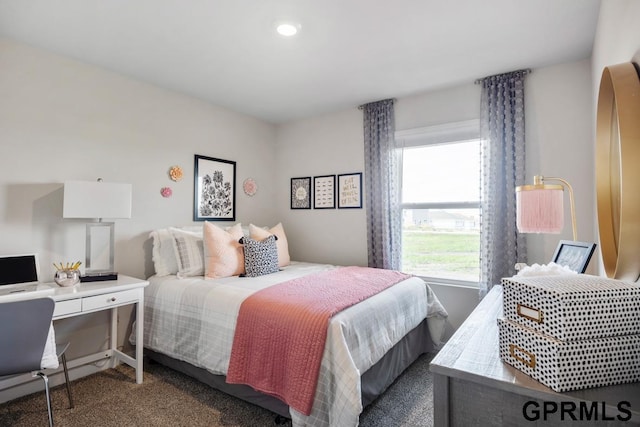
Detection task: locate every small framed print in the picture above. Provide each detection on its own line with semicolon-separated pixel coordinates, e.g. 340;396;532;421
194;154;236;221
338;172;363;209
313;175;336;209
291;177;312;209
552;240;597;273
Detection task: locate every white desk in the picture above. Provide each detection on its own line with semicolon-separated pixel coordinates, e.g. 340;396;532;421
0;275;149;389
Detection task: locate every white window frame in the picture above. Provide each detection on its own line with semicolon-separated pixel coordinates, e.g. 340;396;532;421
396;120;481;287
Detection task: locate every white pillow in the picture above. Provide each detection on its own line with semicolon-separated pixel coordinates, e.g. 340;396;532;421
170;227;205;278
150;226;202;276
150;229;179;276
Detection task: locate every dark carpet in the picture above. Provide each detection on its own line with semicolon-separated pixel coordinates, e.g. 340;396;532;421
0;353;434;426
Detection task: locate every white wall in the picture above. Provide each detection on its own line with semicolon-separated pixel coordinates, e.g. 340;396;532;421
0;38;277;282
590;0;640;275
275;109;368;266
274;83;482;268
524;59;595;268
592;0;640;90
0;37;277;398
276;62;595;269
275;61;594;339
395;83;481;130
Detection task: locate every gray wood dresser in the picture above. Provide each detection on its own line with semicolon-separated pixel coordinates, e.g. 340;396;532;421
430;285;640;426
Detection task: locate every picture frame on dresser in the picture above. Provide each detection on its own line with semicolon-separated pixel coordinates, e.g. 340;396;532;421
551;240;596;273
193;154;236;221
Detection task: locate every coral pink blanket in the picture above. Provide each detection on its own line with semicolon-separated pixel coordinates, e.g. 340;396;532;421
226;266;410;415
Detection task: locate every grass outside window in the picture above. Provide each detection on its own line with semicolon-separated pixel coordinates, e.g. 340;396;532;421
401;229;479;283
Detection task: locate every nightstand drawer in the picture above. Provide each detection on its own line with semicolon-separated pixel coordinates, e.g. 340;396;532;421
82;289;140;312
53;299;82;318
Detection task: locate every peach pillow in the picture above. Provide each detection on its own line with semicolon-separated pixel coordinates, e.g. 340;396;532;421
249;222;290;267
203;222;245;279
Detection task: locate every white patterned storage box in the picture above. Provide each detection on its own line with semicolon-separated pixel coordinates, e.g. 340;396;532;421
498;318;640;392
501;275;640;341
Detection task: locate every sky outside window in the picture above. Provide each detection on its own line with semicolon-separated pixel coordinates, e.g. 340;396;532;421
402;140;480;203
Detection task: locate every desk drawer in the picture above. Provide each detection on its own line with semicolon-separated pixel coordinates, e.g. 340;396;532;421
82;289;140;312
54;299;82;318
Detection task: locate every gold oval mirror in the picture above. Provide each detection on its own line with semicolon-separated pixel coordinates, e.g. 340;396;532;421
596;62;640;281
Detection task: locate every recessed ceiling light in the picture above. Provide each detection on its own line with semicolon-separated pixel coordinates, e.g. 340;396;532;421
276;23;300;37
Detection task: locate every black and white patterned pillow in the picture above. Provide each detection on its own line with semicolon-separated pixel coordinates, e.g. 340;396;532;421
240;235;279;277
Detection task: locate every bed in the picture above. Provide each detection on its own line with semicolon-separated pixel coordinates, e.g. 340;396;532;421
137;224;448;427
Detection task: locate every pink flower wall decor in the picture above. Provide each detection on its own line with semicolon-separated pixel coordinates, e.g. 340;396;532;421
161;187;173;198
243;178;258;196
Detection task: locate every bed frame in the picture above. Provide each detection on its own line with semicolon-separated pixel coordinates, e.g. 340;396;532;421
145;318;435;419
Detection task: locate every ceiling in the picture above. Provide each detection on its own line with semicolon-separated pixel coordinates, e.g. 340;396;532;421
0;0;601;124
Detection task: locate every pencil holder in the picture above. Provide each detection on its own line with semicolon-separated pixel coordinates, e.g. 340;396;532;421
54;269;81;287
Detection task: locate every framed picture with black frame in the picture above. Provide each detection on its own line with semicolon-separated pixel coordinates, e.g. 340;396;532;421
291;177;312;209
313;175;336;209
194;154;236;221
337;172;363;209
551;240;597;273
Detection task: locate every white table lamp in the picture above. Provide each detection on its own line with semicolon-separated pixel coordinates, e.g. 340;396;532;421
63;180;132;282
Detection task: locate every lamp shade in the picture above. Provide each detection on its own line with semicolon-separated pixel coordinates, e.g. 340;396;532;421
63;181;132;219
516;184;564;234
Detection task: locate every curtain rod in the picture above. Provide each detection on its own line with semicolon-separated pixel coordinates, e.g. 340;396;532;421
474;68;531;85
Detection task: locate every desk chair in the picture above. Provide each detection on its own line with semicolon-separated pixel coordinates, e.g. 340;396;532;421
0;297;74;427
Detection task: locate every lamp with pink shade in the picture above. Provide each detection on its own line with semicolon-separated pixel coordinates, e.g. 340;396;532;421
516;175;577;241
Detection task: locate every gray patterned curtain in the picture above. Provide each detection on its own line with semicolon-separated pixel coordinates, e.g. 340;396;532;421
479;70;528;297
362;99;402;270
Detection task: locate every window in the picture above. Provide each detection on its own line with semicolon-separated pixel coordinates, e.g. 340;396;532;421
397;121;480;285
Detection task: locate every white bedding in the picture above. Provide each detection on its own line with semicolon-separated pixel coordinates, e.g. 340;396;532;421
139;262;447;427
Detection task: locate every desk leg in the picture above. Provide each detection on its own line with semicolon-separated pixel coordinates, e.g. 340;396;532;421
110;307;118;368
135;291;144;384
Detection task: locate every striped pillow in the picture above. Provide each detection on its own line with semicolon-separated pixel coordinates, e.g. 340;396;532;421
150;226;203;276
170;228;204;278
